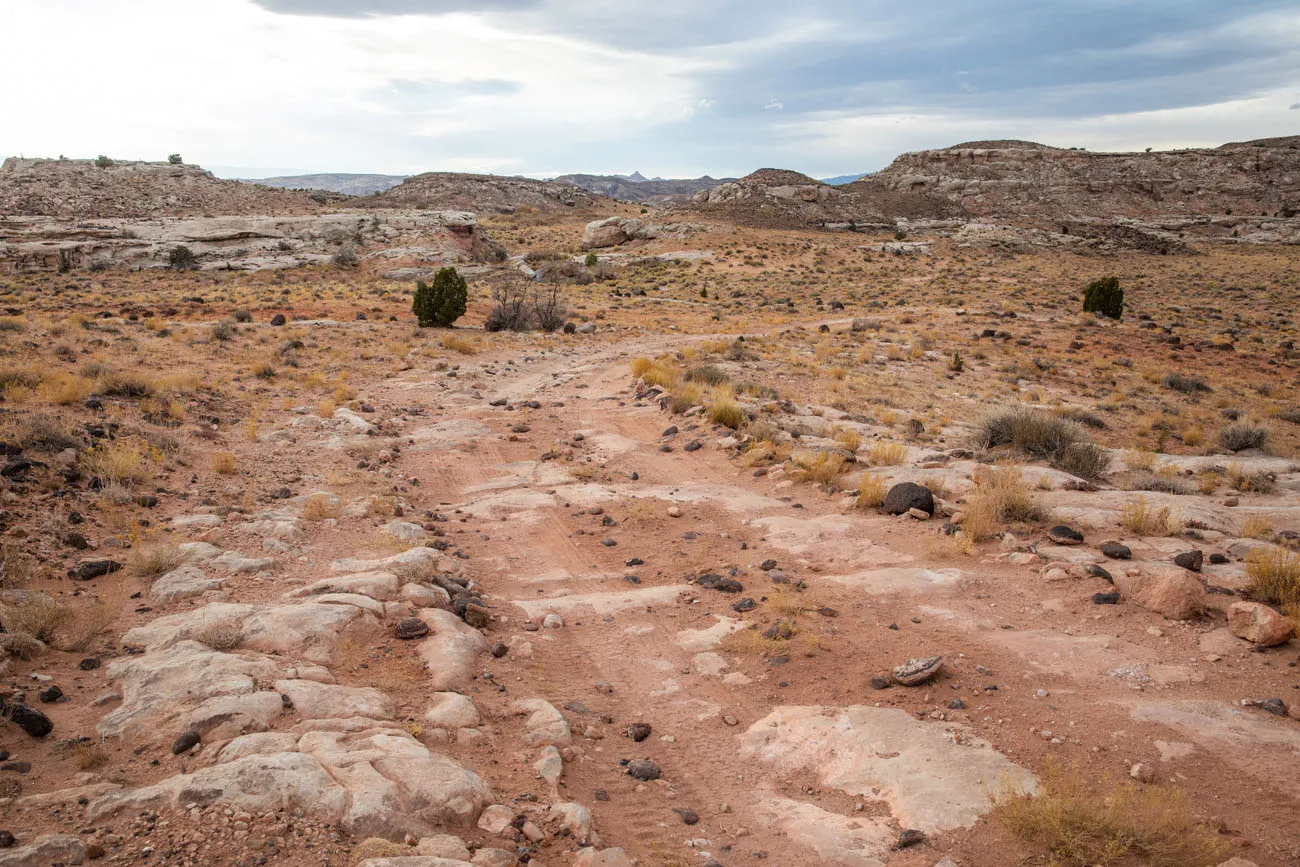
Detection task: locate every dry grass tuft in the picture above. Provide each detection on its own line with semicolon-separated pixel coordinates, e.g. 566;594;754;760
1120;497;1183;537
961;465;1048;543
865;441;908;466
302;492;341;521
128;545;183;579
1225;463;1276;494
1246;547;1300;617
0;593;71;644
196;625;245;651
211;451;237;474
790;451;849;490
1240;514;1273;540
856;472;888;508
80;438;158;487
992;760;1229;867
440;334;477;355
709;397;745;429
74;740;111;770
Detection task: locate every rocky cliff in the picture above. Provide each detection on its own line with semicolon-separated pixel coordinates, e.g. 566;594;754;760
850;137;1300;219
553;173;729;204
358;172;607;214
0;158;338;218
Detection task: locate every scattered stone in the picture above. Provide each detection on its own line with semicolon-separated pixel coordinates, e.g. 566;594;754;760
68;559;122;580
674;808;699;825
1087;564;1114;582
543;614;564;629
626;723;652;742
0;832;12;849
491;642;509;658
870;676;891;690
733;598;756;613
1209;553;1229;565
0;700;52;738
882;482;933;516
37;686;63;704
1174;550;1204;573
1129;763;1155;782
1227;601;1294;647
1101;541;1132;560
948;698;966;710
1092;591;1121;605
78;657;101;671
1048;525;1084;545
1243;698;1287;716
171;729;201;755
892;656;943;686
895;829;926;849
627;759;661;781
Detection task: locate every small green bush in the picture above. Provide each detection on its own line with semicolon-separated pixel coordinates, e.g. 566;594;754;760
168;153;183;165
94;155;114;168
584;252;598;267
1082;276;1124;319
168;245;197;271
413;267;468;328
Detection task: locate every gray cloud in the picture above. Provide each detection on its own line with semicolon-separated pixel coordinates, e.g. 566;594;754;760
252;0;534;16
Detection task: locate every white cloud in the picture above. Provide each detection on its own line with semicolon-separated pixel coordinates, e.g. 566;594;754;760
764;98;785;111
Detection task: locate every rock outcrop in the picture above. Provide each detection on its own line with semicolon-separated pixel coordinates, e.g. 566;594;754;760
554;172;730;204
0;210;504;273
0;157;333;218
357;172;608;214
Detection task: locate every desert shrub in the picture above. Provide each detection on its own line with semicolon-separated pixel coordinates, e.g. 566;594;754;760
96;368;154;397
1219;422;1268;452
196;625;244;651
168;245;198;271
1052;441;1111;480
0;593;70;644
211;451;237;474
584;252;598;267
1081;276;1124;319
11;414;79;451
80;437;157;487
0;319;26;334
440;334;476;355
168;153;183;165
1246;547;1300;616
0;368;43;390
230;309;253;323
1225;463;1276;494
1161;372;1211;394
992;760;1229;867
686;365;729;387
209;321;234;342
1053;407;1107;430
532;284;566;333
483;282;531;332
972;405;1086;461
1240;515;1273;540
94;155;114;168
413;267;468;328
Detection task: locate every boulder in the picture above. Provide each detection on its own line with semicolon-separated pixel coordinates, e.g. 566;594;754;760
0;834;86;867
1227;601;1294;646
882;482;933;516
424;693;481;729
150;565;225;603
1112;566;1205;620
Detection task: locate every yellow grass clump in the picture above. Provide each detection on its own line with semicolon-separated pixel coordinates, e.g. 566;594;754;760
1246;547;1300;617
1120;497;1183;537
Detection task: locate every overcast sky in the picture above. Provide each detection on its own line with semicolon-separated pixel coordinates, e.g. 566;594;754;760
3;1;1298;179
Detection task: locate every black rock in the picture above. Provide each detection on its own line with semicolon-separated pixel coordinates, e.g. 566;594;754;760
1087;564;1114;583
1174;550;1203;572
172;729;201;755
0;831;13;848
684;440;703;452
1101;541;1132;560
870;676;891;690
882;482;934;516
625;558;644;567
62;532;89;549
1047;525;1084;545
0;761;31;774
394;617;430;640
760;559;777;571
133;494;159;508
594;789;609;801
626;723;652;742
1092;591;1121;604
732;598;757;613
895;829;926;850
78;657;101;671
491;642;509;658
38;686;63;704
1246;698;1287;717
662;426;678;437
1209;553;1228;565
674;808;700;825
627;759;661;781
270;314;286;326
1;701;53;738
68;559;122;581
949;698;966;710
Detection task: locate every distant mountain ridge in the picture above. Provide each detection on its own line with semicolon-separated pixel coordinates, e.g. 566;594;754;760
244;173;408;196
552;173;734;203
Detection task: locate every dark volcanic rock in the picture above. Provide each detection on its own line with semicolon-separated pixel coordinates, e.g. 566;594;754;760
627;759;661;781
882;482;933;516
1;701;53;738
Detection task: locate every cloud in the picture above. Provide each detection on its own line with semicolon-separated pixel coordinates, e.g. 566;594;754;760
3;0;1298;178
1291;102;1300;109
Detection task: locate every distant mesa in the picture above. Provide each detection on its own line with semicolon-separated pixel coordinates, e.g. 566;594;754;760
244;173;408;196
553;172;733;204
356;171;610;213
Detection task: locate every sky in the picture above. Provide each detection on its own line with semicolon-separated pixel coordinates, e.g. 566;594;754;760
2;1;1298;180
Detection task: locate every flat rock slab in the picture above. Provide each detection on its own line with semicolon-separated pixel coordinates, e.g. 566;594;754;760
740;706;1036;834
752;796;892;867
823;567;964;594
511;585;687;619
675;616;745;652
